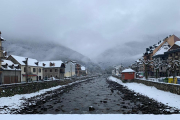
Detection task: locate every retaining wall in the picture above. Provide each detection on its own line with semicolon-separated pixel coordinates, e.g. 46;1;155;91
0;76;97;98
134;79;180;95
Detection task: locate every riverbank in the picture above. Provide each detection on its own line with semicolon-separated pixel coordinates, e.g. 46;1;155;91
108;76;180;110
0;76;97;114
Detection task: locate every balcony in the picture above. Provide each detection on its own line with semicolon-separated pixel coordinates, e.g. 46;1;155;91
168;57;172;59
175;56;178;59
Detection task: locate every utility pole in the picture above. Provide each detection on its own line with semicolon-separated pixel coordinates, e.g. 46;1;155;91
22;58;28;82
71;64;72;78
15;67;16;82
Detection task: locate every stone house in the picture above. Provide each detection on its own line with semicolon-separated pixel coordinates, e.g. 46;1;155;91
39;60;65;79
0;59;21;84
7;55;43;82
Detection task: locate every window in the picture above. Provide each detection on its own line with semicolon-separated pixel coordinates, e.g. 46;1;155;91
50;69;52;72
39;68;41;73
24;67;26;72
45;69;47;72
161;67;162;70
60;69;64;73
33;68;36;72
55;69;58;72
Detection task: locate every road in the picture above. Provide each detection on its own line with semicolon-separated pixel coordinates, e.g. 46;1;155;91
18;76;179;114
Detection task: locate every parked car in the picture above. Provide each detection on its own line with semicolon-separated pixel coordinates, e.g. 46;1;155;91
138;75;143;78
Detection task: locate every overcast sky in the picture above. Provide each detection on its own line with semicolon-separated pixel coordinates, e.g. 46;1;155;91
1;0;180;59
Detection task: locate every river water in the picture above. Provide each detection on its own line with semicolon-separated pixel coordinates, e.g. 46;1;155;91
18;76;180;114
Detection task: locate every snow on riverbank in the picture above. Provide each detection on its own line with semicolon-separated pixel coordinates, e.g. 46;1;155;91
0;114;180;120
108;76;180;109
0;79;89;114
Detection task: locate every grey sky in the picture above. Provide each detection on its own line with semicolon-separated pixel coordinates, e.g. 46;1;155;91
1;0;180;59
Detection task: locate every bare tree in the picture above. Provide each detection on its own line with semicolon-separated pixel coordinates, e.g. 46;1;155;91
139;59;152;80
151;58;163;79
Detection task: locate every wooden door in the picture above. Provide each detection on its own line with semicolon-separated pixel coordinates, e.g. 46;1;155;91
4;76;11;84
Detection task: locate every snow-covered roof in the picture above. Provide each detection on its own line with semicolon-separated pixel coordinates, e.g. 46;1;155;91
39;60;63;68
2;59;14;65
65;61;76;66
0;36;5;40
154;42;170;56
1;59;21;71
122;68;135;73
81;66;86;70
174;41;180;46
136;59;140;63
11;55;39;67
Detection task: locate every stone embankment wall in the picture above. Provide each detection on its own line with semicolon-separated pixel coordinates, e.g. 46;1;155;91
134;79;180;95
0;76;97;98
112;75;180;95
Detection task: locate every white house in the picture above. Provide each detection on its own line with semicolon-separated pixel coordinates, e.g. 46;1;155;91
7;55;43;82
64;61;76;77
39;60;65;79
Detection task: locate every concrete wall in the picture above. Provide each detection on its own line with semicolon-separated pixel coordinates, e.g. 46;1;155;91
134;79;180;95
0;75;96;97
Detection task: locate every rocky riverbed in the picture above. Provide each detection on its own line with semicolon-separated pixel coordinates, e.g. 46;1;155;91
6;76;180;114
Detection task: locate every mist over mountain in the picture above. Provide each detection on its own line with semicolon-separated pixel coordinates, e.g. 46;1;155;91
2;39;102;74
93;34;180;69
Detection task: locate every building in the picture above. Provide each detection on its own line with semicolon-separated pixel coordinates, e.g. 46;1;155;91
7;55;43;82
143;35;180;77
0;59;21;84
64;61;76;78
39;60;65;79
0;31;5;83
131;59;144;77
121;68;135;81
75;63;81;76
80;66;87;76
164;41;180;76
112;64;124;76
152;42;171;77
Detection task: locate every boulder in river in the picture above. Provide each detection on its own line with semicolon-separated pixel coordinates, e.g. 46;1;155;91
89;106;95;111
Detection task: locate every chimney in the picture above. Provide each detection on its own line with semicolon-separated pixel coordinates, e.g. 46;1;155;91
35;62;39;66
43;63;46;66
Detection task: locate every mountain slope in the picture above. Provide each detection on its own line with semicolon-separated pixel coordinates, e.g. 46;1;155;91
2;39;102;74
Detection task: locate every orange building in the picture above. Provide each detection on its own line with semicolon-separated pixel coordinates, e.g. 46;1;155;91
121;68;135;81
